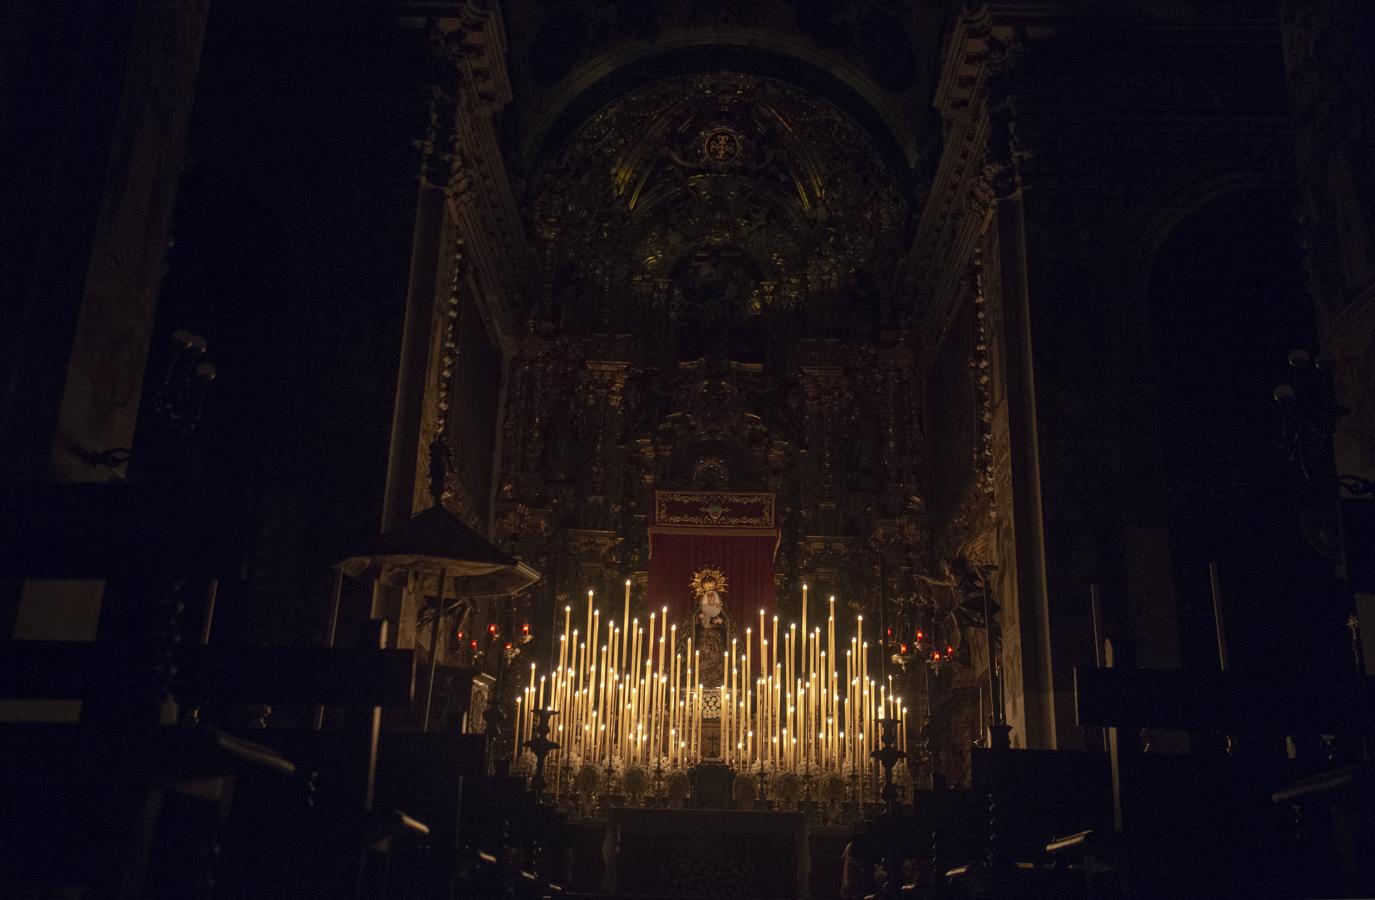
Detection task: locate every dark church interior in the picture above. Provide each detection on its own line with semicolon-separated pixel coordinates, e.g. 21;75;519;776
4;1;1375;898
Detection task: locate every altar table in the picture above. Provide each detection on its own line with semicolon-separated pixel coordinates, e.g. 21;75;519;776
601;807;810;898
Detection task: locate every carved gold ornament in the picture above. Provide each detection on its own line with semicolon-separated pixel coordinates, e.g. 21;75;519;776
701;126;744;164
690;567;728;599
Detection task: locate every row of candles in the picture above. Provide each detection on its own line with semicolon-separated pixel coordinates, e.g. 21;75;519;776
513;582;910;791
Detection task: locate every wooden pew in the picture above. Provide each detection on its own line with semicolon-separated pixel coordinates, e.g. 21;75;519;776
1;479;570;898
1073;665;1375;898
1;605;414;898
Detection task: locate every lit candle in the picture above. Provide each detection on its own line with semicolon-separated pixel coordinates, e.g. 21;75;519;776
685;638;693;758
759;678;770;763
586;589;595;651
607;622;617;689
668;624;677;752
599;644;609;760
647;611;656;682
622;579;631;665
758;608;767;734
827;596;836;668
762;647;769;758
658;607;668;699
524;667;535;757
573;629;582;712
632;618;642;687
558;605;570;698
836;709;847;769
857;615;865;694
659;651;668;759
786;679;794;768
721;677;728;760
774;667;782;766
787;622;796;709
801;583;809;680
591;608;600;683
772;615;779;683
819;654;828;764
730;639;738;763
660;673;671;763
878;684;886;747
671;648;680;761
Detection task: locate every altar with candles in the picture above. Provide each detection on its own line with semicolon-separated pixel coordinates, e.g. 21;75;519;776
647;490;780;626
512;563;913;815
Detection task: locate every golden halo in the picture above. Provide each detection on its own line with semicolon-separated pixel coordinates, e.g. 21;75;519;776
690;567;728;599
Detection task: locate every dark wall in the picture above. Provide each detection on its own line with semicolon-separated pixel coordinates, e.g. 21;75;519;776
0;1;139;478
450;295;502;526
146;6;438;647
1149;187;1344;675
926;301;977;530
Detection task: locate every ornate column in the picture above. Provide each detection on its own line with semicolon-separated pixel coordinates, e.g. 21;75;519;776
576;362;629;531
381;89;453;532
798;366;850;535
913;9;1061;750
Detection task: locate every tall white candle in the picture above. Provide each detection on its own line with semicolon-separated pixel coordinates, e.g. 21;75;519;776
622;579;631;666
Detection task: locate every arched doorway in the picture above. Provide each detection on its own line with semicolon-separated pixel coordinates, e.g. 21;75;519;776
1148;187;1345;676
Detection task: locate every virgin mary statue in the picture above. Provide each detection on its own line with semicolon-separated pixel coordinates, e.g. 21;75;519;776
679;568;737;689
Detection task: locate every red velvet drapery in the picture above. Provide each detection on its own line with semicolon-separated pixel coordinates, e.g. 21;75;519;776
648;530;778;628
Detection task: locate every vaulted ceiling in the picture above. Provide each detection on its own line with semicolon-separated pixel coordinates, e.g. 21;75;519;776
490;0;956;359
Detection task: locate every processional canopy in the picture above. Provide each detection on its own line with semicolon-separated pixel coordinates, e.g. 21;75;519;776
336;502;539;596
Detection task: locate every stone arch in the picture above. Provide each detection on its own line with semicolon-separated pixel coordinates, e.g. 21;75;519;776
521;37;920;177
1143;185;1343;674
1126;165;1293;351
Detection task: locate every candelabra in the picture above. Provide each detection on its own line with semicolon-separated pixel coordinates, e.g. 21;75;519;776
1274;348;1342;485
871;717;907;815
1274;347;1372;683
523;709;559;799
650;756;666;808
88;329;215;474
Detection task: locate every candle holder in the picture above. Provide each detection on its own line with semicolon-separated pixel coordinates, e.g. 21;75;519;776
846;764;861;823
649;756;667;808
871;717;907;816
523;708;560;800
558;758;575;808
988;720;1012;752
910;717;935;793
601;756;621;809
482;699;507;776
819;771;846;824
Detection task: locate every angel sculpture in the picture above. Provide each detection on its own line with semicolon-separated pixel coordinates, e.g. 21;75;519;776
915;556;999;659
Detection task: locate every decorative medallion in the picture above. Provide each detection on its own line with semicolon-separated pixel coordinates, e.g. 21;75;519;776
701;125;744;165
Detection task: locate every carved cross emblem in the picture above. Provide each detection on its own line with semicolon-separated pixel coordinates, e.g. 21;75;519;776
702;128;742;164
